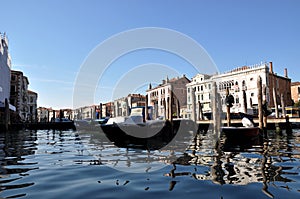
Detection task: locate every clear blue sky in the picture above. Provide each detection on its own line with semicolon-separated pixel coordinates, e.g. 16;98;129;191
1;0;299;109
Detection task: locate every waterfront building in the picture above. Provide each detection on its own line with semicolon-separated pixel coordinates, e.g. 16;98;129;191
102;102;114;118
291;82;300;103
186;62;292;118
37;107;72;122
212;63;270;114
73;105;99;120
37;107;50;122
180;105;189;119
147;75;190;119
114;94;146;117
27;90;38;122
10;70;31;121
56;108;73;120
268;63;292;108
0;33;15;112
186;74;213;119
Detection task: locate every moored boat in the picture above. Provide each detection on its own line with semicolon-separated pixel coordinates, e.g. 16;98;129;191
221;126;261;138
221;117;261;139
100;117;196;150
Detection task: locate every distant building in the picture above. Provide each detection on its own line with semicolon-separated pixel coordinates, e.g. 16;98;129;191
114;94;146;117
103;102;114;118
147;75;190;119
37;107;73;122
10;70;30;121
37;107;50;122
62;109;73;120
27;90;38;122
291;82;300;103
73;105;99;120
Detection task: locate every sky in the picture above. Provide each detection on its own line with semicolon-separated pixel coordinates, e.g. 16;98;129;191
1;0;300;109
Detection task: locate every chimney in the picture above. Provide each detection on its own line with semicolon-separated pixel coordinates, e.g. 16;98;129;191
284;68;288;78
269;62;273;74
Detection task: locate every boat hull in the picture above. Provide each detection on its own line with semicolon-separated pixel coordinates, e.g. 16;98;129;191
221;126;261;138
100;119;196;150
221;127;263;152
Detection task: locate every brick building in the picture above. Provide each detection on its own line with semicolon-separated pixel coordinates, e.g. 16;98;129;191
147;75;190;119
291;82;300;103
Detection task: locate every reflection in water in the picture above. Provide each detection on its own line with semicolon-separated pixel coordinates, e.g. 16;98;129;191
163;130;300;197
0;130;38;198
0;128;299;198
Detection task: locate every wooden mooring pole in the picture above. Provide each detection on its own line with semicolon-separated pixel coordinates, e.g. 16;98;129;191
52;110;55;122
169;85;173;123
262;85;268;136
226;88;231;127
198;101;203;120
191;87;196;122
257;76;263;130
163;98;166;120
242;90;247;113
212;82;220;132
99;103;103;119
176;99;180;118
281;94;286;118
285;115;292;135
273;87;279;118
145;94;149;122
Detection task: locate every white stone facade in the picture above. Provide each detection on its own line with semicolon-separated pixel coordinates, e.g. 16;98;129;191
186;63;270;118
213;63;269;114
73;105;98;120
0;33;12;105
114;94;146;117
186;74;213;119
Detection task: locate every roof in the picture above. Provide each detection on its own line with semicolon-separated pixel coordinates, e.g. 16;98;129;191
291;82;300;86
147;75;191;91
28;90;38;95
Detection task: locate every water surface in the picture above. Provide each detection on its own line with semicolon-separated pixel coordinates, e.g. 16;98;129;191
0;128;299;198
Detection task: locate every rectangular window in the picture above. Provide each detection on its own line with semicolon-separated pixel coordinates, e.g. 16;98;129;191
10;85;16;93
11;75;16;81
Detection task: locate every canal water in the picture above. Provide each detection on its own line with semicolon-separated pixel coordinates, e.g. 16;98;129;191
0;127;299;198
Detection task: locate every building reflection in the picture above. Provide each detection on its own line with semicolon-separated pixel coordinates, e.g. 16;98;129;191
0;130;38;197
162;130;299;196
78;127;299;196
